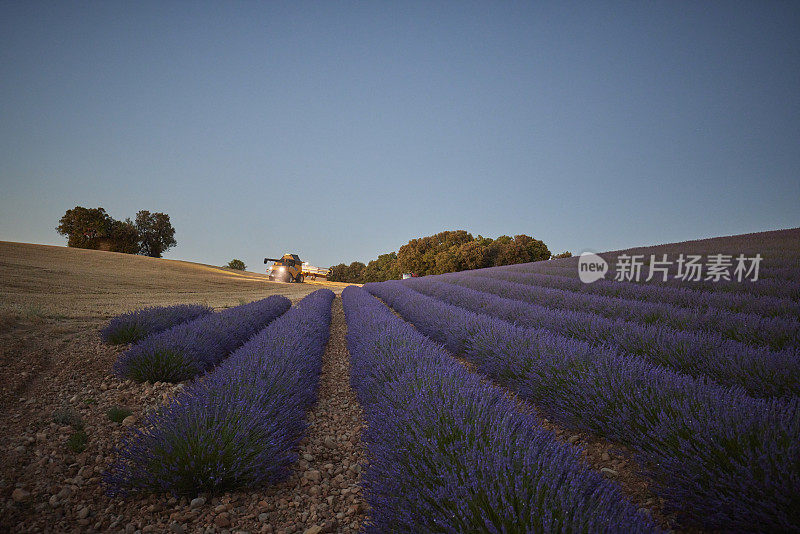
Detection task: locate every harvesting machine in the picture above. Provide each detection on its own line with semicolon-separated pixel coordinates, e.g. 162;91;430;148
264;254;330;282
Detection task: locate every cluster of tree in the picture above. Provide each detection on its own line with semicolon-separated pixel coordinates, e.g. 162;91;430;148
328;230;553;283
56;206;177;258
226;259;247;270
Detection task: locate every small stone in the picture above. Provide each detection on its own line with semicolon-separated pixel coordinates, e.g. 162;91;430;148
12;488;31;503
600;467;618;479
323;436;336;449
77;506;90;519
70;395;79;403
567;435;580;445
190;496;206;509
601;452;611;461
258;513;270;523
57;487;73;500
122;415;137;427
214;504;227;513
214;515;230;528
305;470;321;483
49;495;60;508
170;523;186;534
302;453;314;462
303;527;323;534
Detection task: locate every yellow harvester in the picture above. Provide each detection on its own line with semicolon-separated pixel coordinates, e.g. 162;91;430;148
264;254;304;283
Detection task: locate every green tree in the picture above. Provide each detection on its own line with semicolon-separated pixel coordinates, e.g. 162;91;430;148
327;263;349;282
513;234;551;262
135;210;177;258
345;261;366;283
552;251;573;259
56;206;115;249
337;230;550;279
227;259;246;270
327;261;368;283
364;252;400;282
398;230;474;275
108;218;141;254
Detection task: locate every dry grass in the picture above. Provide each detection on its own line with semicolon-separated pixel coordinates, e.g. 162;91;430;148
0;241;347;320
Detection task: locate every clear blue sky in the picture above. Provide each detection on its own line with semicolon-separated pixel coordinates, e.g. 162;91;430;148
1;1;798;271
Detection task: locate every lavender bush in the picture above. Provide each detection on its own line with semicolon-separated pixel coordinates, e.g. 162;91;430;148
343;286;659;533
105;289;334;495
365;280;800;531
440;272;800;351
485;269;800;319
401;277;800;397
100;304;213;345
114;295;291;382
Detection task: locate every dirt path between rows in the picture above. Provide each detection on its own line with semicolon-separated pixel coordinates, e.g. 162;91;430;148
1;295;367;534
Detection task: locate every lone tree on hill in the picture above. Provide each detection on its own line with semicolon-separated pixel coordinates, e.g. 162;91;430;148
135;210;176;258
227;259;246;270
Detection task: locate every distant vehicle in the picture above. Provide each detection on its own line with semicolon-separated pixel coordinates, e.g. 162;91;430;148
265;254;330;282
265;254;304;283
302;262;330;280
402;273;419;279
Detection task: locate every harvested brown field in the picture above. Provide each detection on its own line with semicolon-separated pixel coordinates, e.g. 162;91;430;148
0;241;364;533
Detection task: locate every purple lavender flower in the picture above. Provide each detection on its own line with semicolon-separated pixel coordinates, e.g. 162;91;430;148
343;286;659;533
100;304;213;345
365;280;800;531
114;295;291;382
104;289;334;495
439;271;800;351
398;277;800;397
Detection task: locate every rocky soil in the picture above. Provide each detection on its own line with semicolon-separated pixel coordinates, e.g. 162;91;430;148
1;297;367;534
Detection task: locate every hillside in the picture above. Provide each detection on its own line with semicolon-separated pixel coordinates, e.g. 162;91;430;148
0;241;347;322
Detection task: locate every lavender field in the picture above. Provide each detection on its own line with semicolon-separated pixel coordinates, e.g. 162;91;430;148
358;228;800;532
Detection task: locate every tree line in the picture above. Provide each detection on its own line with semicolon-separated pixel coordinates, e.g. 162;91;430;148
56;206;177;258
328;230;570;283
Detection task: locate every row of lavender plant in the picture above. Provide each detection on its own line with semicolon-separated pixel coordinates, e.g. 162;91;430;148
439;271;800;351
114;295;291;383
100;304;213;345
629;269;800;300
342;286;658;533
518;258;800;281
505;255;800;301
364;281;800;531
478;268;800;320
403;277;800;398
105;289;334;495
